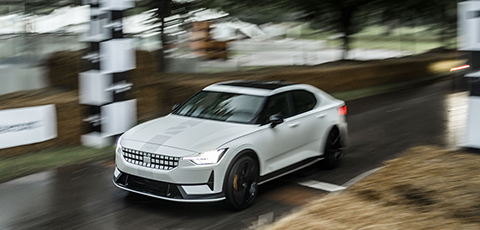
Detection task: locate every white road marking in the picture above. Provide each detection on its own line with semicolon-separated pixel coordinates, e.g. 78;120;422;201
298;180;346;192
297;167;383;192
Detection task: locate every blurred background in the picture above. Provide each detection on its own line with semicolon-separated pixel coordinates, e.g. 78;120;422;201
0;1;474;229
0;0;464;158
0;0;457;79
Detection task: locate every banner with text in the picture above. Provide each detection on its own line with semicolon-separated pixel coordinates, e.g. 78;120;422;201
0;105;57;149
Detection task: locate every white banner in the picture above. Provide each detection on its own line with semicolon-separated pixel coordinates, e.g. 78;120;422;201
0;105;57;149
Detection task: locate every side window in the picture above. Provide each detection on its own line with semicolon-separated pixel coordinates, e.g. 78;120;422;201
291;90;317;115
258;93;292;124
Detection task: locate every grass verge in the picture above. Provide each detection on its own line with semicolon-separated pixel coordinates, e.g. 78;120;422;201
0;145;114;183
265;146;480;229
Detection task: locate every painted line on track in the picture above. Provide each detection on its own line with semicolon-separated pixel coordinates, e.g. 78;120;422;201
297;167;383;192
298;180;346;192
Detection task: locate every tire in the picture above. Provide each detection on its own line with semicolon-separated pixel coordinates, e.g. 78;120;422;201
321;127;343;169
224;155;259;210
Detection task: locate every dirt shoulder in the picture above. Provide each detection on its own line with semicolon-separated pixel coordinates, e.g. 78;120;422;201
266;146;480;230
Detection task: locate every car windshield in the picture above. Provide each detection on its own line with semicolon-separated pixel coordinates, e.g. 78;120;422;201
173;91;265;124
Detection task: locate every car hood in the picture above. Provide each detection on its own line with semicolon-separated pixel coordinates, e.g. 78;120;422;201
122;114;257;153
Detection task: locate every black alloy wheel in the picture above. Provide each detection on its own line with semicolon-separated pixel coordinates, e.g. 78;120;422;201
224;155;259;210
322;128;343;169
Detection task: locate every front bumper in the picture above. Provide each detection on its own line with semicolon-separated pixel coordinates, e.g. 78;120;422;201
113;167;225;202
114;144;228;202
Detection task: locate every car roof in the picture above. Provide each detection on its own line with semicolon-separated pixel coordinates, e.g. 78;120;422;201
204;80;299;96
217;80;295;90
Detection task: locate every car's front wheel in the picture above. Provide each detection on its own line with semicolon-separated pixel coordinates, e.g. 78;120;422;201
224;155;259;210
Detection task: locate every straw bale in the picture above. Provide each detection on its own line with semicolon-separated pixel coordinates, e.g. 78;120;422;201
47;51;82;90
134;53;458;117
266;146;480;230
44;50;459;120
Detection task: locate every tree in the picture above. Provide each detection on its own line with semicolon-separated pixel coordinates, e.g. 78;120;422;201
432;0;457;48
374;0;458;49
202;0;460;58
196;0;293;25
0;0;83;15
135;0;193;72
294;0;375;59
199;0;373;59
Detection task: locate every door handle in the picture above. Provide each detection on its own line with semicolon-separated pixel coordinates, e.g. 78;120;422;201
288;122;299;128
316;114;326;118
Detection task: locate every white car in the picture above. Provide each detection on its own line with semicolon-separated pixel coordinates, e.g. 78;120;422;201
113;80;347;210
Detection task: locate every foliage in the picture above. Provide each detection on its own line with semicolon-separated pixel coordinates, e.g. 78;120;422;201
0;0;83;15
373;0;458;46
198;0;459;58
196;0;293;25
131;0;195;71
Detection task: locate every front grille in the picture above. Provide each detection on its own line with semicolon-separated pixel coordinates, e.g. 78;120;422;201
122;147;180;170
115;173;182;199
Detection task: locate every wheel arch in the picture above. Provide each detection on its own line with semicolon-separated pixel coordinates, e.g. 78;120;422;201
221;148;260;210
320;124;341;156
222;149;260;189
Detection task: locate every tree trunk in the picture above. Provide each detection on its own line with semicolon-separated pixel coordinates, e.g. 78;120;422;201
340;5;356;60
342;34;350;60
439;2;447;47
157;0;170;72
158;16;166;72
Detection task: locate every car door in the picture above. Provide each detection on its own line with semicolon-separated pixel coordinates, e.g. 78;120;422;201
254;92;309;175
288;90;330;158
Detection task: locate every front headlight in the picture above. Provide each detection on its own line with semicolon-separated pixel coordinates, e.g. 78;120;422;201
183;148;228;165
116;135;122;152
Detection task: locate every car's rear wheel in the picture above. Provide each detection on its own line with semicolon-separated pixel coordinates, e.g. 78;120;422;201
224;155;259;210
321;127;343;169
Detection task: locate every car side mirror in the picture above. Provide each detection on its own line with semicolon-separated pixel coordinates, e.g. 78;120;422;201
270;115;284;128
172;103;180;111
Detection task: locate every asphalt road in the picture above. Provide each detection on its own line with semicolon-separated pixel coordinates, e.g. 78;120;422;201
0;79;467;230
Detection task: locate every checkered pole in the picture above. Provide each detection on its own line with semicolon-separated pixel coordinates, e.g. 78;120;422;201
459;0;480;148
80;0;136;148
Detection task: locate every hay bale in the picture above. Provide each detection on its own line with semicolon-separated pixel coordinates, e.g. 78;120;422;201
47;50;159;91
47;51;82;90
131;53;459;119
46;50;459;121
351;146;480;223
129;50;158;87
267;193;472;230
266;146;480;230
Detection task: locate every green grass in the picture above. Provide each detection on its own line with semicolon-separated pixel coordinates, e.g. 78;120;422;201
300;25;455;53
0;145;115;183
